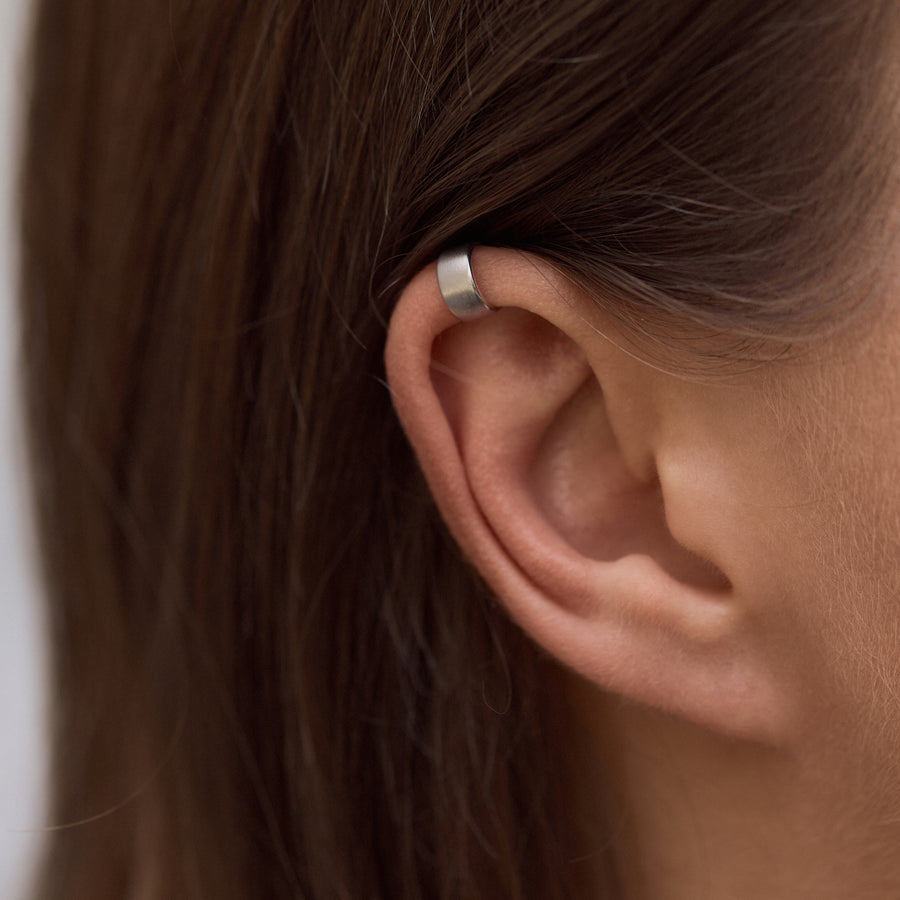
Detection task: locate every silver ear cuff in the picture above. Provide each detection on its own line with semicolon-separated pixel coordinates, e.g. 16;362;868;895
436;245;493;320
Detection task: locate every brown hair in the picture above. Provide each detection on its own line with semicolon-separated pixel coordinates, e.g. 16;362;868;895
20;0;899;897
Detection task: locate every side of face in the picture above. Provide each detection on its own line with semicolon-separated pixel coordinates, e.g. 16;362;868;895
385;243;900;821
760;290;900;764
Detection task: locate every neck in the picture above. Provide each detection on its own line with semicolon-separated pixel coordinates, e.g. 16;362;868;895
559;674;900;900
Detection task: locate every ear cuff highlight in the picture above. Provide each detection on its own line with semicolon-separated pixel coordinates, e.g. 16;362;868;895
436;245;494;320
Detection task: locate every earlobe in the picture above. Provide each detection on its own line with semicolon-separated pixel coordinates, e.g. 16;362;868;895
386;247;787;743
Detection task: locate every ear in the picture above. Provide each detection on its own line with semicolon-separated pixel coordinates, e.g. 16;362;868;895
385;246;786;742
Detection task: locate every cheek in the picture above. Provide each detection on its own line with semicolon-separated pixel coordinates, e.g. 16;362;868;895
771;327;900;756
810;422;900;710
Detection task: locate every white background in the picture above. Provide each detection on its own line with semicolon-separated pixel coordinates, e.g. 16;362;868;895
0;0;49;898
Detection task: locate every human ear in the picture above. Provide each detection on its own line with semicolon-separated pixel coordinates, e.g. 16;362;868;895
385;247;787;742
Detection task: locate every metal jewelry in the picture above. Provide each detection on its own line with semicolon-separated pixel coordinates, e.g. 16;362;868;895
436;245;493;320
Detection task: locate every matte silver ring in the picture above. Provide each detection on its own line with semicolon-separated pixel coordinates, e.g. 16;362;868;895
436;245;493;321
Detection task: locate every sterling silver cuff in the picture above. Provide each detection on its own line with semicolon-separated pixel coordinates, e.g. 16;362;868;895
436;245;493;321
